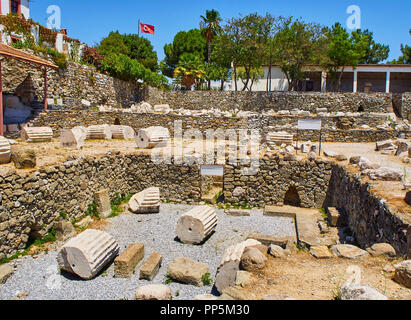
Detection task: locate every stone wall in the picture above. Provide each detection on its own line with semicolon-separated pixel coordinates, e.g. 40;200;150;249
28;110;399;143
143;86;393;114
324;165;410;255
402;93;411;121
224;156;333;209
2;58;138;108
0;153;409;258
0;153;201;259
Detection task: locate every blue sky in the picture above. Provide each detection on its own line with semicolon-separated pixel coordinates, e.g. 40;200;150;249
30;0;411;62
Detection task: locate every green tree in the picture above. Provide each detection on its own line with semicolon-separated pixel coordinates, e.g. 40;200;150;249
237;66;264;91
200;9;222;89
324;23;368;91
98;31;129;56
122;34;159;71
209;35;233;90
223;13;271;91
352;29;389;64
98;31;159;72
173;53;206;90
391;29;411;64
161;29;207;78
272;18;326;91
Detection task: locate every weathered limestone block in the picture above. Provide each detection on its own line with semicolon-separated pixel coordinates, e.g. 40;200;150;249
54;221;76;241
114;243;144;278
408;226;411;259
135;284;171;300
153;104;171;114
367;167;404;181
129;187;160;214
376;139;395;151
60;126;86;149
176;206;217;244
327;207;347;227
21;127;53;143
11;149;36;169
57;229;120;280
168;257;209;287
394;260;411;288
0;137;11;164
340;284;388;300
136;126;170;149
86;124;112;140
366;243;396;258
94;189;112;218
310;245;333;259
395;141;410;156
331;244;369;259
110;125;136;139
240;247;267;271
215;239;261;294
139;252;162;281
0;264;14;285
266;131;293;146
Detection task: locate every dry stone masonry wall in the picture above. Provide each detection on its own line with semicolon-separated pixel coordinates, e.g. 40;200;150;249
29;110;399;143
143;86;393;113
2;58;138;108
1;153;408;258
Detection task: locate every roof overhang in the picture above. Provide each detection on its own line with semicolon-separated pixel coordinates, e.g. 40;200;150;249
0;43;58;70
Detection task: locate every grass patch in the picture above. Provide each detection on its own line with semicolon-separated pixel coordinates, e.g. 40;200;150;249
0;229;57;265
85;202;99;219
164;272;174;285
202;273;213;286
110;193;133;218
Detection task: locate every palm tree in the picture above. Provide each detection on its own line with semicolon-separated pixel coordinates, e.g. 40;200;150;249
200;9;222;89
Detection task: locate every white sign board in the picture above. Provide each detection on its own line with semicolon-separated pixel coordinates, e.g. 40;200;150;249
298;119;322;131
201;165;224;176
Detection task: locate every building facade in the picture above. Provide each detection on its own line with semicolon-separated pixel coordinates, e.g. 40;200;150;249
232;64;411;93
0;0;30;18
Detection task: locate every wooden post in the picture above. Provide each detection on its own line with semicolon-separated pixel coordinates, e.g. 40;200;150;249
0;60;3;136
44;68;48;111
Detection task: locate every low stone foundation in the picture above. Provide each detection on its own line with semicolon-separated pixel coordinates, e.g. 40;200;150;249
0;153;409;258
143;86;393;114
324;165;410;255
28;110;400;143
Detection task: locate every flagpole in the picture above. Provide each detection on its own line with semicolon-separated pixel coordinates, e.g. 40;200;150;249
138;19;140;37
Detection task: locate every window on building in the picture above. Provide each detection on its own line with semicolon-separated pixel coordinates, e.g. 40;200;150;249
11;0;19;14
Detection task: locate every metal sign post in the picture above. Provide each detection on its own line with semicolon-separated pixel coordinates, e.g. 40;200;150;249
297;119;323;155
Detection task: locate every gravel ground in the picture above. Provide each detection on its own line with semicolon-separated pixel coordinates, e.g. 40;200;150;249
0;204;295;300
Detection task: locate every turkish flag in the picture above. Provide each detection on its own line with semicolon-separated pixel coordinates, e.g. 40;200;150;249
140;23;155;34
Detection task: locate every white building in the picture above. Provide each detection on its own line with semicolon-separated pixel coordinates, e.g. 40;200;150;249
0;0;30;19
232;64;411;93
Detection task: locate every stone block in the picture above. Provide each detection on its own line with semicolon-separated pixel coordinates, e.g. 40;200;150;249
57;229;120;280
135;284;171;300
176;206;217;244
0;137;11;164
247;233;292;248
12;149;36;169
114;243;144;278
94;189;112;219
21;127;53;143
0;264;14;285
326;207;347;227
168;257;209;287
139;252;162;281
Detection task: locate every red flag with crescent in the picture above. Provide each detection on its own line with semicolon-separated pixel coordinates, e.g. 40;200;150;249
140;23;155;34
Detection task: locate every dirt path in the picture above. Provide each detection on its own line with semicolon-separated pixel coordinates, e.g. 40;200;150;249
239;252;411;300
